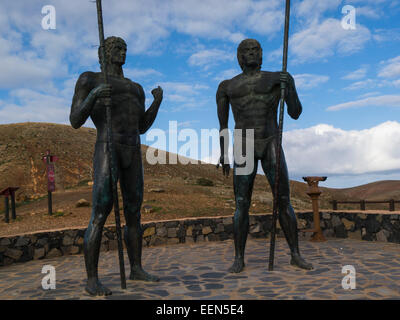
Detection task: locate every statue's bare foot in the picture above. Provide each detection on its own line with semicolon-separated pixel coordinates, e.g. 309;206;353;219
290;254;313;270
85;278;112;296
130;266;159;282
228;258;245;273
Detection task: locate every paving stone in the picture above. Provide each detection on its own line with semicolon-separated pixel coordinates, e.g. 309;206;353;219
204;283;224;290
0;238;399;300
200;272;225;279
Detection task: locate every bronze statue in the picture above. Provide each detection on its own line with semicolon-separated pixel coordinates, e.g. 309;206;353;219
70;36;162;296
216;38;313;273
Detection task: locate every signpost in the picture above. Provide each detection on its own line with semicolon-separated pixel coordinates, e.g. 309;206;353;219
42;150;58;215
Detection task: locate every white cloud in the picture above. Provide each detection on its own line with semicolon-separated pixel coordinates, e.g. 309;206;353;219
378;56;400;78
284;121;400;176
326;95;400;111
188;49;234;69
293;74;329;90
344;77;400;91
0;89;71;124
295;0;342;23
290;19;371;63
245;0;283;36
346;0;389;4
373;28;400;42
344;79;375;91
357;91;381;99
356;6;382;19
342;67;368;80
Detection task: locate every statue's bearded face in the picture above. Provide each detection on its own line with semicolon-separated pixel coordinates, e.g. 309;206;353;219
237;39;262;70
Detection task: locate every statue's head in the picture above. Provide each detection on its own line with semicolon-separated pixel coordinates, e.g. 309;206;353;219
237;39;262;71
98;36;127;70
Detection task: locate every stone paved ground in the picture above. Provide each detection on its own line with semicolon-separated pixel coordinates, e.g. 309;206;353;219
0;238;399;300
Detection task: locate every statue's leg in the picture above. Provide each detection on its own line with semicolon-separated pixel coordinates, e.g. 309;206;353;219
84;142;114;296
261;143;313;270
229;160;258;273
119;145;159;282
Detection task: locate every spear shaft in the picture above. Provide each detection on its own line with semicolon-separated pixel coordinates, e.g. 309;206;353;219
269;0;291;271
95;0;126;289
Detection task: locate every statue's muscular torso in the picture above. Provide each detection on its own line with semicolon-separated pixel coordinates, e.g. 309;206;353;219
71;71;145;144
217;71;301;140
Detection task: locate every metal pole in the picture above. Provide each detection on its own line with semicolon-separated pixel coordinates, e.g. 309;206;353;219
95;0;126;290
389;199;395;211
4;196;9;223
333;200;338;210
48;191;52;216
269;0;291;271
46;154;52;215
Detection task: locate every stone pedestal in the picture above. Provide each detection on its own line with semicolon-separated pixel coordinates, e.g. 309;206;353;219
302;176;327;242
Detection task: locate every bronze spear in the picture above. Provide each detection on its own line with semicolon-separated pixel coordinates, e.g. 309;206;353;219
269;0;291;271
95;0;126;289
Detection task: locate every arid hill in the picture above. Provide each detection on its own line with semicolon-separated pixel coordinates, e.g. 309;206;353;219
0;122;399;235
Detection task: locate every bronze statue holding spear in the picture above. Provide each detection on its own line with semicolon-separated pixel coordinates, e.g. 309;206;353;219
216;0;313;273
70;0;162;296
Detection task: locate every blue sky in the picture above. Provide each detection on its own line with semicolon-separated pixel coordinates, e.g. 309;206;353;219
0;0;400;188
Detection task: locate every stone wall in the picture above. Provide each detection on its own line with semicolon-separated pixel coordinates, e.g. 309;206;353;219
1;211;399;267
297;211;400;243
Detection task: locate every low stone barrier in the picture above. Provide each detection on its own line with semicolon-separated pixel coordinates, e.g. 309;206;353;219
0;211;399;267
